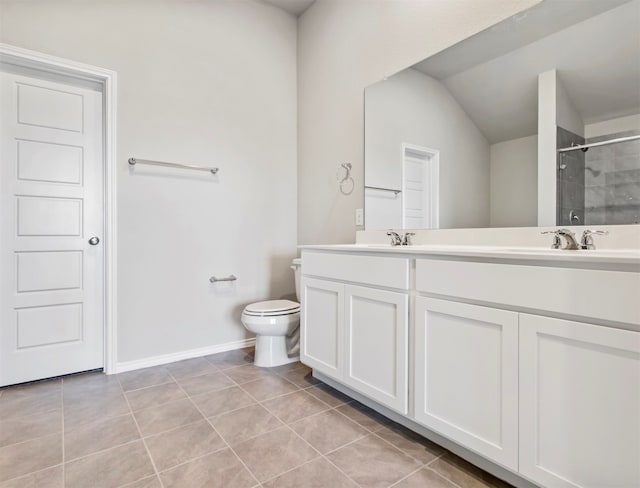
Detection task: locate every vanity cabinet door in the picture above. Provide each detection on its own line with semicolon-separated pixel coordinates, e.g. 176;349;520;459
344;285;408;414
300;277;344;381
414;297;518;470
519;314;640;488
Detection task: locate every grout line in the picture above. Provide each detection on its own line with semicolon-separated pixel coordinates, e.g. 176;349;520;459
61;377;65;485
424;450;448;467
369;428;438;463
320;431;370;457
282;423;361;487
203;350;256;371
119;379;176;395
387;464;425;488
152;444;228;474
142;416;219;441
205;412;285;450
214;379;301;407
58;438;142;466
238;380;301;404
261;421;325;478
321;450;365;487
0;463;65;485
257;454;321;485
0;412;64;451
330;404;382;434
118;474;165;488
120;376;166;488
192;395;257;419
254;388;333;424
165;369;262;487
425;466;466;488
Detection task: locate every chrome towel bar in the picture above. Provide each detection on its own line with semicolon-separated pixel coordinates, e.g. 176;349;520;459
365;185;402;195
209;274;237;283
128;158;219;175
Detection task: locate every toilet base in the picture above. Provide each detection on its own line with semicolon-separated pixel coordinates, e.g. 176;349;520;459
254;335;299;368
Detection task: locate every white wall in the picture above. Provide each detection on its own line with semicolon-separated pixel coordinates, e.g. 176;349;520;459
0;0;298;363
537;69;558;226
490;135;538;227
297;0;542;244
585;114;640;138
556;75;584;137
365;68;490;229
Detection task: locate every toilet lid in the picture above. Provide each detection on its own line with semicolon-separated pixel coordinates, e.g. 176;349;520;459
244;299;300;314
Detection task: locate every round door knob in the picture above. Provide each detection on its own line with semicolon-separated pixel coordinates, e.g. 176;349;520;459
88;236;100;246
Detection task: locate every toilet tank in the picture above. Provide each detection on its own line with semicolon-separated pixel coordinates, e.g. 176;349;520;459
291;258;302;301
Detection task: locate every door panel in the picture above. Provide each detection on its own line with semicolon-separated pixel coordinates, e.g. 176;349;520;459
16;82;84;132
17;139;83;184
16;251;83;292
0;71;104;386
16;303;83;348
16;196;83;236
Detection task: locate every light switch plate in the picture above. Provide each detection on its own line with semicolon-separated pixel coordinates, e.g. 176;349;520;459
355;208;364;226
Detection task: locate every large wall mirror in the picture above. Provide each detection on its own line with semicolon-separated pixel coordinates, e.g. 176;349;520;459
364;0;640;230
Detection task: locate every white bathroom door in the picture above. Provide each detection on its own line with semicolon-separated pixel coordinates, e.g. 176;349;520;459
0;70;104;386
402;144;439;229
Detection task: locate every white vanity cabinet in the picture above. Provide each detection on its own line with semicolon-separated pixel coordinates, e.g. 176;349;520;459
413;256;640;485
300;251;410;414
518;314;640;488
414;297;519;470
300;246;640;488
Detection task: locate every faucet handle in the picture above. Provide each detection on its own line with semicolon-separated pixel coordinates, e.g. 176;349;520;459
541;230;562;249
386;231;402;246
580;229;609;250
402;232;415;246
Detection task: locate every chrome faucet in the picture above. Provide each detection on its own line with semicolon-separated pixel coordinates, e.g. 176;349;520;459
541;228;580;250
386;231;415;246
386;231;402;246
402;232;415;246
580;229;608;250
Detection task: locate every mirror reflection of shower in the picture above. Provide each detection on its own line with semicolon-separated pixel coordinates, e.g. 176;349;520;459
557;130;640;225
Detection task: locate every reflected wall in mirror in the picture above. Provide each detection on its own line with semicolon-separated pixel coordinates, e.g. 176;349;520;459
364;0;640;230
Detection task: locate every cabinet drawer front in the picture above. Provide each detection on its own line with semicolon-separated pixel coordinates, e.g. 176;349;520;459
416;258;640;325
303;252;409;290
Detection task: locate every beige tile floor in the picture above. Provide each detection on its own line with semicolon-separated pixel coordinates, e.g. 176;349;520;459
0;348;513;488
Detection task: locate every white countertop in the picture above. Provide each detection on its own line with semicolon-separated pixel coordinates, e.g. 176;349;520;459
299;244;640;266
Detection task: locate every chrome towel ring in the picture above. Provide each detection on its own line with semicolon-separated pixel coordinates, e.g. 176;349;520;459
337;162;354;195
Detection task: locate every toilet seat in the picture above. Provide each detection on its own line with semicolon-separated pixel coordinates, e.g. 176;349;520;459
243;299;300;317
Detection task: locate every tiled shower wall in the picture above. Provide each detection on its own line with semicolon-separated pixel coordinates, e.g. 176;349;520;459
557;126;585;226
585;129;640;225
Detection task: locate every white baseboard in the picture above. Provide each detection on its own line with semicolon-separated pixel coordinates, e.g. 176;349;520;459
112;338;256;374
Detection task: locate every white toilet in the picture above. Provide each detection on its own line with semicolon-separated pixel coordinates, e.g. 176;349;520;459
241;258;302;367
